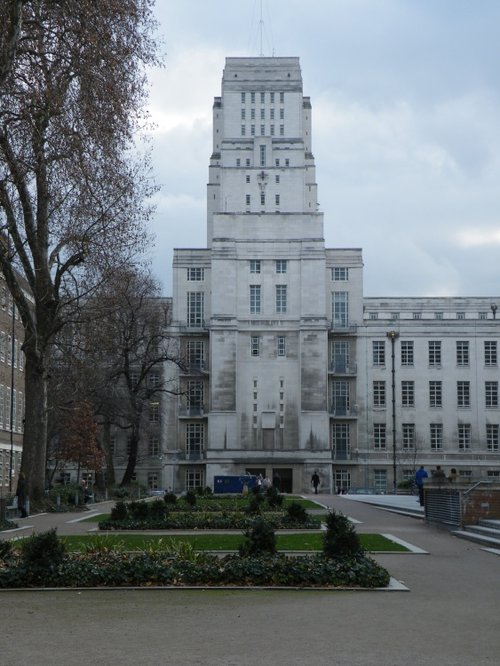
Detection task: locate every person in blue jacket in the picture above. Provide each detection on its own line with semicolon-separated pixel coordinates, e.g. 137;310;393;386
415;466;428;506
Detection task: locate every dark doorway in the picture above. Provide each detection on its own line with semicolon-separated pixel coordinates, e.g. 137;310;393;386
272;468;293;493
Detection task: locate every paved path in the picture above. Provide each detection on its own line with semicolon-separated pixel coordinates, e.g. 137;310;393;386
1;495;499;666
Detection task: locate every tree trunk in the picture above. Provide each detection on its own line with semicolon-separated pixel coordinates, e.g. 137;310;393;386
120;423;140;487
101;419;115;487
22;352;48;500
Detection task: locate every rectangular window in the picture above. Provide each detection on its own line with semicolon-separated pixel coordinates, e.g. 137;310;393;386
250;259;261;273
260;92;265;103
250;285;261;314
456;312;465;319
485;341;497;366
259;144;266;166
251;125;255;136
456;341;469;366
149;371;161;388
458;424;471;450
270;124;275;136
332;267;349;281
276;259;287;273
149;437;160;456
372;341;385;366
250;336;260;357
275;194;280;206
402;381;415;407
487;424;499;450
186;423;204;456
332;292;348;328
251;108;255;120
373;424;386;449
333;381;349;415
187;267;204;281
435;312;443;320
279;125;284;136
413;312;422;320
275;158;280;167
260;124;265;136
429;381;442;407
402;423;415;449
332;423;350;459
241;92;246;103
260;192;265;206
430;423;443;450
331;340;349;372
457;381;470;408
275;175;280;183
246;158;251;167
187;292;204;328
369;312;378;320
241;125;246;136
373;381;386;408
246;174;250;183
187;340;205;371
279;108;284;120
270;92;275;103
276;285;287;314
429;341;441;366
149;401;160;423
277;336;286;357
479;312;488;320
486;381;498;408
147;472;159;490
185;468;204;490
251;92;255;104
374;470;387;493
241;108;246;120
187;381;203;412
260;107;265;120
401;341;414;366
279;91;284;103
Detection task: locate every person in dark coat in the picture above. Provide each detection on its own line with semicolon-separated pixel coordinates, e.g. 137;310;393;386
311;472;320;495
16;472;28;518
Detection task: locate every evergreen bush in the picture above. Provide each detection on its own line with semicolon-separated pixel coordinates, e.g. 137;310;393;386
265;486;283;508
184;490;197;507
322;510;364;560
163;491;177;505
286;501;308;524
238;518;277;557
110;501;128;521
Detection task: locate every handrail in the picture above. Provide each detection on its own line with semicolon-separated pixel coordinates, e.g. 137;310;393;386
463;479;493;496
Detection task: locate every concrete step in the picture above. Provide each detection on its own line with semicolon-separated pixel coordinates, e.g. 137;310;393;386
465;524;500;538
452;527;500;547
478;519;500;530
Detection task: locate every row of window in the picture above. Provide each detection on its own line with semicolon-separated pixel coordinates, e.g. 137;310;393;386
241;124;285;137
0;332;24;370
371;380;499;408
251;335;287;357
241;91;285;104
245;193;281;207
370;423;500;451
241;107;285;120
186;265;348;281
369;311;493;320
373;340;498;367
235;157;290;168
250;285;287;314
0;386;24;433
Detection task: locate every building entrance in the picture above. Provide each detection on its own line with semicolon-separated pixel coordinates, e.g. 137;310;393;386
272;468;293;493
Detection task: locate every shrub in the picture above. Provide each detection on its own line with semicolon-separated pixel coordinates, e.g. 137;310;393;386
323;510;364;560
20;529;66;572
239;518;277;557
163;491;177;506
0;540;13;561
184;490;197;508
149;499;167;519
286;501;308;524
110;501;128;521
203;486;213;496
265;486;283;508
246;494;264;514
128;501;149;520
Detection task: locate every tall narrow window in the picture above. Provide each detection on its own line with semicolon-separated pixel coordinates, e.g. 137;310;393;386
373;381;386;408
373;424;386;449
250;336;260;357
487;424;499;450
259;144;266;166
456;341;469;366
401;341;414;366
402;381;415;407
486;381;498;407
458;424;471;450
187;292;204;328
249;259;261;273
429;381;442;407
277;336;286;357
457;381;470;407
276;259;287;273
332;292;348;328
250;285;261;314
430;423;443;450
485;341;497;366
276;285;287;313
402;423;415;449
428;341;441;366
372;341;385;366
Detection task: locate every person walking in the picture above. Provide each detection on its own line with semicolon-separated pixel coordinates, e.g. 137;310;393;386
311;471;320;495
415;465;428;507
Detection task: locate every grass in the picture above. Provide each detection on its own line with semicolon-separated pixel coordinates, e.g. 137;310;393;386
56;532;408;553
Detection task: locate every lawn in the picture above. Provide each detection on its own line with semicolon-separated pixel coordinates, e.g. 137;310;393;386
58;532;408;553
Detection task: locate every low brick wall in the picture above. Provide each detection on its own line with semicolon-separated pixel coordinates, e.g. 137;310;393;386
425;483;500;528
461;487;500;525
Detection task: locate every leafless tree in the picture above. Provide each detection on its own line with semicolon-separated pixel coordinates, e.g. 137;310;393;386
0;1;160;497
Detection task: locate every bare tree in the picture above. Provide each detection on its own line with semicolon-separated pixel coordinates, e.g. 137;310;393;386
0;1;159;497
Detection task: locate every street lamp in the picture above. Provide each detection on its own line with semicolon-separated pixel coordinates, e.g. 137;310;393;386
386;330;399;493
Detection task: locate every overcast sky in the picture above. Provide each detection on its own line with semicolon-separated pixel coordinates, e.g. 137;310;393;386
146;0;500;298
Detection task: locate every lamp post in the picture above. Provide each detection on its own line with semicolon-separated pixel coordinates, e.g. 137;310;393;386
386;330;399;493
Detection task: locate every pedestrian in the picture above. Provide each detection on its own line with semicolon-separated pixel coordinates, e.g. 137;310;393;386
432;466;446;483
415;465;428;507
263;476;271;491
16;472;28;518
448;468;458;483
311;471;320;495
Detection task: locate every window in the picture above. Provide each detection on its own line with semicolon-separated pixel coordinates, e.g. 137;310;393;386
251;125;255;136
251;336;260;357
413;312;422;320
241;125;246;136
279;91;284;103
186;423;204;455
458;424;471;450
187;340;205;370
402;423;415;449
280;125;284;136
246;194;251;208
270;125;275;136
373;381;386;408
430;423;443;450
331;340;349;372
457;381;470;408
333;380;349;415
428;341;441;366
148;472;159;490
485;341;497;366
260;192;265;206
372;341;385;366
456;341;469;366
149;371;161;388
251;92;255;104
259;144;266;166
486;424;499;451
185;468;204;490
332;267;349;281
260;92;265;103
241;108;246;120
332;424;350;458
187;381;203;412
391;312;400;321
456;312;465;320
250;285;261;314
276;285;287;313
402;381;415;407
187;292;204;328
479;312;488;320
401;341;414;366
250;260;261;273
251;108;255;120
187;267;204;281
435;312;443;320
277;336;286;357
149;401;160;423
332;292;348;328
149;437;160;456
270;92;275;103
275;194;280;206
260;124;265;136
369;312;378;320
246;158;251;167
486;381;498;408
275;175;280;183
275;158;280;167
429;381;442;407
246;174;250;183
276;259;287;273
241;92;246;103
280;108;284;120
373;424;386;449
374;470;387;493
260;107;265;120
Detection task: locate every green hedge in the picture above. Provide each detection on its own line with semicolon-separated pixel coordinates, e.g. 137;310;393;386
0;550;390;589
